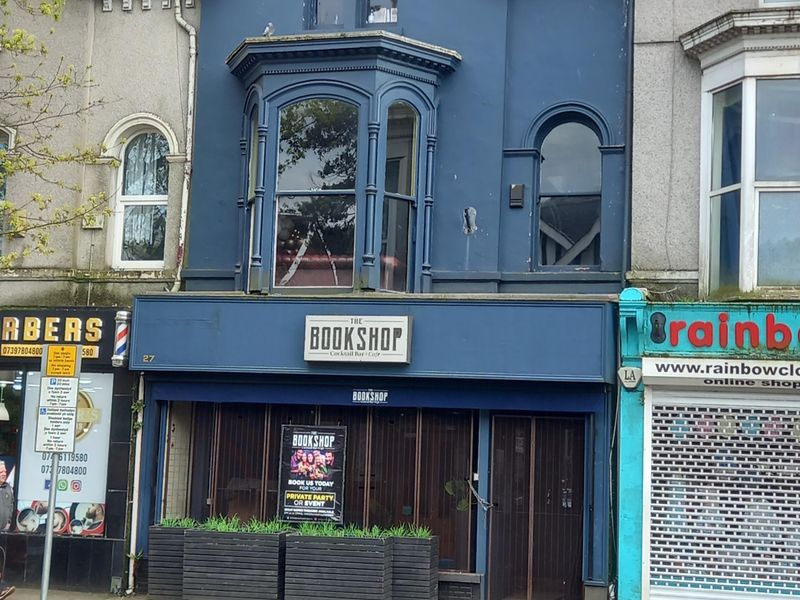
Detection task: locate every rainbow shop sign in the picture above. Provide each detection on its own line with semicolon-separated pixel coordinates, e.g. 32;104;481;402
633;300;800;390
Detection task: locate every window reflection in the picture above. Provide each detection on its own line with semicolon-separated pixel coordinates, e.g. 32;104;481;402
380;102;417;291
367;0;398;24
538;122;601;267
275;195;355;287
756;79;800;181
315;0;345;27
758;191;800;285
278;99;358;191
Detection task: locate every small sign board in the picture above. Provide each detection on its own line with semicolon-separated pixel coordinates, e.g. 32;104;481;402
36;345;81;454
304;315;412;363
278;425;346;523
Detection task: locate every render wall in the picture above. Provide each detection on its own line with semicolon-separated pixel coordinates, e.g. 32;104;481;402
630;0;758;293
0;1;199;306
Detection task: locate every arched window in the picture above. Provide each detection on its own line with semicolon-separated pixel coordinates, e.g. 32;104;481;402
274;98;358;288
380;101;417;291
116;131;169;266
538;122;601;267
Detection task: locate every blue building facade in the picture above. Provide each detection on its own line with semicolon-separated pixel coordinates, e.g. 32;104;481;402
130;2;632;599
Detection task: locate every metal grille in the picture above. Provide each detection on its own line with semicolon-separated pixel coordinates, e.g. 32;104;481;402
649;402;800;597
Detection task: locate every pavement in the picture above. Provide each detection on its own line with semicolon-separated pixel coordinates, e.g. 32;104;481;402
9;590;122;600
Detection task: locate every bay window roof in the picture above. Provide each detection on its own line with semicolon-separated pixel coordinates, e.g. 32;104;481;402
227;30;461;83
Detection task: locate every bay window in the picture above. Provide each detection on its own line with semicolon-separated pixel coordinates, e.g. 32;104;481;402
705;77;800;293
227;31;460;293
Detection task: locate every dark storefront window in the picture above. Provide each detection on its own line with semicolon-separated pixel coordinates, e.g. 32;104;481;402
184;403;476;571
0;371;22;487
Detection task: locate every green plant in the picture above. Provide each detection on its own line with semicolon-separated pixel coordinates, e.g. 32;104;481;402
200;514;243;533
242;517;292;534
160;517;198;529
405;524;432;538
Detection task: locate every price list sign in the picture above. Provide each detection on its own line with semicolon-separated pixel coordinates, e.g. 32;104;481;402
35;345;81;454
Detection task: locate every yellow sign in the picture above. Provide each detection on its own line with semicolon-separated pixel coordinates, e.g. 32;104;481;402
44;345;80;377
1;344;98;359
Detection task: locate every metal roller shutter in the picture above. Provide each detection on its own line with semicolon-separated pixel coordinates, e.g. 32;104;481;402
648;392;800;599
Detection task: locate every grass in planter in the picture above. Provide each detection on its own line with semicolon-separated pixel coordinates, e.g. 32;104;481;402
406;524;433;538
200;514;243;532
242;517;293;534
160;517;198;528
294;522;388;538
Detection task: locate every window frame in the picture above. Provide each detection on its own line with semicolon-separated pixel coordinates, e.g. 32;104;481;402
265;90;369;293
699;49;800;294
112;130;170;270
759;0;800;6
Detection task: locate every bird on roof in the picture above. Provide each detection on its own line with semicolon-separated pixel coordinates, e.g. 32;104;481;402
263;22;275;37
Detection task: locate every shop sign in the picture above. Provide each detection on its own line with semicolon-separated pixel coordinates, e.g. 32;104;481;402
352;388;389;404
278;425;346;523
304;315;411;363
0;309;115;364
17;372;112;536
647;306;800;357
643;356;800;391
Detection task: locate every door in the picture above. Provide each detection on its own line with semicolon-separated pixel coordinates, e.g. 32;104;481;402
488;416;585;600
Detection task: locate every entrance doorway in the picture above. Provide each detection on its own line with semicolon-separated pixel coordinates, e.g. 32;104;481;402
488;416;585;600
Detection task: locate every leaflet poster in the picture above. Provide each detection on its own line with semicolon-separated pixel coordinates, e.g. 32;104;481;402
278;425;346;523
16;372;112;537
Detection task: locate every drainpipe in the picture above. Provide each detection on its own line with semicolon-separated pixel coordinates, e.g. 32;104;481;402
170;2;197;292
127;373;145;595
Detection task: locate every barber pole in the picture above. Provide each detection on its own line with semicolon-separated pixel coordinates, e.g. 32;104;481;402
111;311;131;367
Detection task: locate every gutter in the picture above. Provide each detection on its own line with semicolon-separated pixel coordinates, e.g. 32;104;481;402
170;2;197;292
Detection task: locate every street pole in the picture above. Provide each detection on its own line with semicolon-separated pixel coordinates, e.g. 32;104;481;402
40;452;60;600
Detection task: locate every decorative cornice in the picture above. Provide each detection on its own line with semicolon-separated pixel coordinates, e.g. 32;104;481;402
681;8;800;57
227;30;462;82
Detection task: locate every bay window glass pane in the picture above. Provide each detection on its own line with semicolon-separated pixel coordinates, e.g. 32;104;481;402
540;122;600;195
367;0;398;24
756;79;800;181
709;190;740;293
385;102;417;196
380;197;410;291
539;195;600;266
278;99;358;191
315;0;344;26
123;132;169;196
758;191;800;285
711;85;742;190
121;204;166;261
275;194;355;287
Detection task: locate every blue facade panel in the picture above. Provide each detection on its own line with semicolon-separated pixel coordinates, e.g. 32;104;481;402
130;295;616;382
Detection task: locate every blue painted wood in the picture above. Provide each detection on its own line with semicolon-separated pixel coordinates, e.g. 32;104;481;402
130;295;615;382
185;0;631;292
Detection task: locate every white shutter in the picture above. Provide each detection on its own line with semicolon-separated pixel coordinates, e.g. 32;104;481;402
648;394;800;599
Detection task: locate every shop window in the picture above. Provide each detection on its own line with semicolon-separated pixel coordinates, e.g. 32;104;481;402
183;403;475;571
380;101;417;292
274;98;358;289
0;372;21;493
538;122;601;267
115;131;169;268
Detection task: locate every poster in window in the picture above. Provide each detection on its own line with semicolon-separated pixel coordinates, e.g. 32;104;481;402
16;372;112;536
278;425;346;523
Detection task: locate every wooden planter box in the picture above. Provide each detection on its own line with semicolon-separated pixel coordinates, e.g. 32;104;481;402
182;529;286;600
148;526;188;600
392;537;439;600
284;535;393;600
